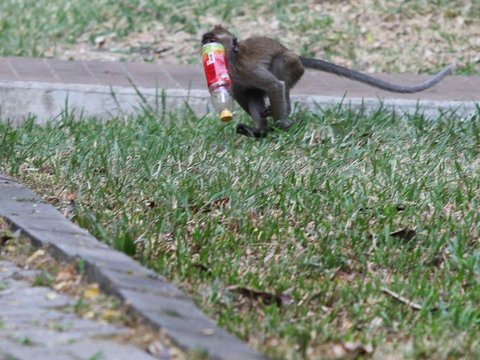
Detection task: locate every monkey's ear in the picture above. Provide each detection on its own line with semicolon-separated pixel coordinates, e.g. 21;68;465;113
201;31;215;45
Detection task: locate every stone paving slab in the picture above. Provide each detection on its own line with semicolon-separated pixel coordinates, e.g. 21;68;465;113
0;175;267;360
0;56;478;122
0;260;161;360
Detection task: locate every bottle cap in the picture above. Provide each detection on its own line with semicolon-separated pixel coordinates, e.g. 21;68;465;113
220;109;233;122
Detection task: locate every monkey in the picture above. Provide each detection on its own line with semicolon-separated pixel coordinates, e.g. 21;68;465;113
201;25;453;138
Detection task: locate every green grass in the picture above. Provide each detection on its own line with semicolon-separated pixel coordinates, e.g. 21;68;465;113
88;351;105;360
0;0;166;55
16;336;34;346
32;272;55;287
1;105;480;359
0;0;262;57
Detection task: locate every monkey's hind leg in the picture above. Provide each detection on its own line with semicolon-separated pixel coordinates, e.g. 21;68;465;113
265;86;292;132
272;88;292;131
270;52;304;131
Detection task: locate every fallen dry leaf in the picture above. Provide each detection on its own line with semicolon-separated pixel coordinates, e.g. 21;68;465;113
101;309;122;322
83;311;96;319
390;228;417;241
26;249;46;264
5;245;16;253
228;285;293;306
54;264;80;293
83;283;100;299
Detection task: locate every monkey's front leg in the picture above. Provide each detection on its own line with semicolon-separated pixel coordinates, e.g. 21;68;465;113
259;88;292;126
236;102;289;137
236;98;270;137
234;88;270;138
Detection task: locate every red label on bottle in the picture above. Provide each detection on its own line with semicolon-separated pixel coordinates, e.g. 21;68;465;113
202;43;232;89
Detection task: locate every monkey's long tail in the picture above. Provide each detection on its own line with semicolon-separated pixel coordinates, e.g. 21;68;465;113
300;57;453;93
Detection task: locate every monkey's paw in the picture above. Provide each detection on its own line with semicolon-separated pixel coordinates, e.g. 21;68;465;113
236;124;255;137
236;124;268;138
274;119;292;131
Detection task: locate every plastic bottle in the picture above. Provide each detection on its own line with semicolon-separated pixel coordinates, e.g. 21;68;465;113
201;42;234;122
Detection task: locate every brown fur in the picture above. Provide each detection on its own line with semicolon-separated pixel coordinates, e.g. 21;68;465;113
202;25;452;138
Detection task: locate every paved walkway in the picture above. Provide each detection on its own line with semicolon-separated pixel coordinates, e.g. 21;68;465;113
0;56;478;122
1;56;479;101
0;259;163;360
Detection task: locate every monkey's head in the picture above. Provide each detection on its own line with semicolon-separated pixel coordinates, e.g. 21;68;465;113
201;25;237;50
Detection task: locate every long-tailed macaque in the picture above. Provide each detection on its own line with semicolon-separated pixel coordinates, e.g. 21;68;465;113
201;25;453;138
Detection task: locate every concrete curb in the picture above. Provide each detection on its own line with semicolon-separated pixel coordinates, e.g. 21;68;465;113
0;80;211;123
0;175;267;360
291;95;478;119
1;79;478;124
